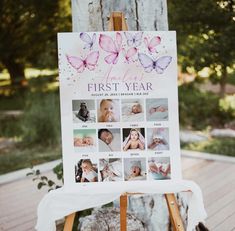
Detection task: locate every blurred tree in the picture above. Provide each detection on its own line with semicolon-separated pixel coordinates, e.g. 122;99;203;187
0;0;71;86
169;0;235;96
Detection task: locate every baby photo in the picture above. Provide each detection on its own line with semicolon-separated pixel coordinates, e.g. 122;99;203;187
99;158;123;182
75;158;98;183
146;98;168;121
72;100;96;123
147;127;169;151
122;128;145;151
121;99;144;122
98;128;121;152
97;99;120;122
73;129;96;152
124;158;147;181
148;157;171;180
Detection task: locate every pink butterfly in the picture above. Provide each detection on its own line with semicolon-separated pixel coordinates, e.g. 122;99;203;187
144;36;161;53
124;32;143;47
66;51;99;73
99;32;122;64
122;47;137;63
138;53;172;74
80;33;96;50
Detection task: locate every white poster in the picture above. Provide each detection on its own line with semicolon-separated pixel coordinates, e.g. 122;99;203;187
58;31;182;191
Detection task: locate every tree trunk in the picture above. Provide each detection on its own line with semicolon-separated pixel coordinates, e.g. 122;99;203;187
219;66;227;97
2;59;27;87
71;0;168;31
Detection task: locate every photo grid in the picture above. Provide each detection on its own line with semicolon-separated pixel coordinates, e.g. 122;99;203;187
72;98;172;183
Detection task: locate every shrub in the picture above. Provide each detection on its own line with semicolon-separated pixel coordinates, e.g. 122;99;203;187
178;83;235;129
21;92;61;145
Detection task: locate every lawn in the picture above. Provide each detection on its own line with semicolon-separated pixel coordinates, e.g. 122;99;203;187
181;137;235;157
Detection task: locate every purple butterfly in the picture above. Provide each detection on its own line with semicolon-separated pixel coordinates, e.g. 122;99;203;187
124;32;143;47
80;32;96;49
138;53;172;74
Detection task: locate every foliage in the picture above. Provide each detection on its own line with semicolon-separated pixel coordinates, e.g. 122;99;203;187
0;0;71;84
178;83;235;129
27;162;63;191
21;91;61;145
0;145;61;174
181;137;235;157
168;0;235;94
219;94;235;116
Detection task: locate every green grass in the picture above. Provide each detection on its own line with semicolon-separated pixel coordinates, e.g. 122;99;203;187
0;144;61;174
181;137;235;157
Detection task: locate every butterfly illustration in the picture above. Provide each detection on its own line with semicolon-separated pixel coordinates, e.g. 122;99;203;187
66;51;99;73
124;32;143;47
144;36;161;53
99;32;122;64
138;53;172;74
122;47;137;63
80;32;96;50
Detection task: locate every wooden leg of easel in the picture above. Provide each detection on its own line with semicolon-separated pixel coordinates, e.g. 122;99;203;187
165;194;185;231
120;194;128;231
63;212;76;231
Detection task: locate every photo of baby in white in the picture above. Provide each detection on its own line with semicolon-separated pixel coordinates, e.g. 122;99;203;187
97;99;120;122
73;129;96;152
98;129;121;152
72;100;96;123
75;159;98;183
123;128;145;151
147;127;169;151
121;99;144;122
146;98;168;121
99;158;123;182
124;158;147;181
148;157;171;180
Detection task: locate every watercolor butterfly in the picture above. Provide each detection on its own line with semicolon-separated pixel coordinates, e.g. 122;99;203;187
124;32;143;47
138;53;172;74
66;51;99;73
144;36;161;53
122;47;137;63
99;32;122;64
80;32;96;50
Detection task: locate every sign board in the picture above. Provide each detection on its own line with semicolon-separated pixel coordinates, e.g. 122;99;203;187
58;31;181;190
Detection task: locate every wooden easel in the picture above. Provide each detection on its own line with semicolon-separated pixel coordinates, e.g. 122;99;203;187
63;12;185;231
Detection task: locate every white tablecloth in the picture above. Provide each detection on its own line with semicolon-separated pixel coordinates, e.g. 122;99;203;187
36;180;206;231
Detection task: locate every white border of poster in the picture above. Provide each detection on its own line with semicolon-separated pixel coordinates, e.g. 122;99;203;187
58;31;182;191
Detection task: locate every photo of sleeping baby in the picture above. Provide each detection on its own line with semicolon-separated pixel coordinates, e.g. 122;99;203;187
122;128;145;151
121;99;144;122
148;157;171;180
72;100;96;123
98;129;121;152
147;127;169;151
124;158;147;181
99;158;123;182
97;99;120;122
146;98;168;121
73;129;96;152
75;158;98;183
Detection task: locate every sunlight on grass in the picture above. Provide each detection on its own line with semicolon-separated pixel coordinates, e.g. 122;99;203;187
25;68;58;79
181;137;235;157
0;68;58;81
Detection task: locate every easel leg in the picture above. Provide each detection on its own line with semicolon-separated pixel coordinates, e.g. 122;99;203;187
165;194;185;231
63;212;76;231
120;194;128;231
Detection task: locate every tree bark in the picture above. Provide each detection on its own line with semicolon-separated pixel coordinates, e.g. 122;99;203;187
2;59;27;87
219;66;227;97
71;0;168;31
